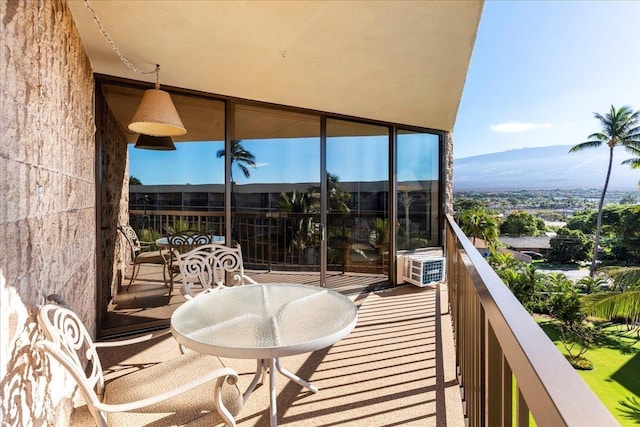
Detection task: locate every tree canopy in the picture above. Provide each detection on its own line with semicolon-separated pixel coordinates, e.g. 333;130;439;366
500;210;546;236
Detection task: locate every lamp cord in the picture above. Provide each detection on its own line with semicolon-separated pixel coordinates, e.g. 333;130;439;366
83;0;157;77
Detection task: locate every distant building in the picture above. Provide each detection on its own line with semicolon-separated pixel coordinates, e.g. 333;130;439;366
498;236;551;256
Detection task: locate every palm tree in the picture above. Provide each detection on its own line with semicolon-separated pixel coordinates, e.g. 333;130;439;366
621;144;640;169
581;290;640;324
327;172;350;213
581;267;640;325
460;207;499;247
216;139;256;182
621;144;640;189
569;105;640;277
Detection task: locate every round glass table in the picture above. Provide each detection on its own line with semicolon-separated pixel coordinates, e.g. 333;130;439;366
171;283;358;427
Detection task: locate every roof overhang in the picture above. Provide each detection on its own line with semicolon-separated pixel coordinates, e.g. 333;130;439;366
68;1;483;133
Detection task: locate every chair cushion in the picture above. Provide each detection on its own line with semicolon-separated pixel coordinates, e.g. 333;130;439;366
104;351;242;426
134;250;166;265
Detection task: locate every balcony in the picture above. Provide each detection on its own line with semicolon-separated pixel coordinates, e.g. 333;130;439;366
88;216;617;426
92;276;463;426
3;2;618;425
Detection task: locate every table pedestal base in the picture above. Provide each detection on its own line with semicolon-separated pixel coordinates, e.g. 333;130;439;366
243;358;318;427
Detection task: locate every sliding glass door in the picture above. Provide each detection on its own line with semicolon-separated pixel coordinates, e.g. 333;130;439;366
231;103;322;278
326;119;390;274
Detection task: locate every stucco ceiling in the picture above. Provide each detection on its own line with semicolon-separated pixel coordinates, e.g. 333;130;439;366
68;0;483;133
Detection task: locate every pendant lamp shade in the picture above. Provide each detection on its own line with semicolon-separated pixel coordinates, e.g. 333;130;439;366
134;134;176;151
128;89;187;137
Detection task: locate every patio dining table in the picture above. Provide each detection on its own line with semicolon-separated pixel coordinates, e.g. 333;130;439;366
170;283;358;427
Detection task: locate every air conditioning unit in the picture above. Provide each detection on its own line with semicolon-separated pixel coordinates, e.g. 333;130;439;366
403;255;446;287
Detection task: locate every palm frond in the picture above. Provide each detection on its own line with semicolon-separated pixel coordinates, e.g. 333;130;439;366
581;290;640;322
569;140;603;152
621;158;640;168
598;266;640;288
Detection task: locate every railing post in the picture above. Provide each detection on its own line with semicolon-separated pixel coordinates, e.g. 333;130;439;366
486;321;503;426
517;386;529;427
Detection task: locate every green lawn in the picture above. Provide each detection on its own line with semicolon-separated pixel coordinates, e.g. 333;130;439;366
536;318;640;426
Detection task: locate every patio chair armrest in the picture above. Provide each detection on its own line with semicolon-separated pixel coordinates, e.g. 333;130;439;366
180;281;197;300
34;340;103;407
93;367;239;417
94;328;173;348
242;274;258;285
230;273;257;285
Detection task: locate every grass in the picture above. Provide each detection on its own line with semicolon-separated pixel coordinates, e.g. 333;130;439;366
536;317;640;426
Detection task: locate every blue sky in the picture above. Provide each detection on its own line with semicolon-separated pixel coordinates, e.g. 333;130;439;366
131;1;640;185
454;0;640;159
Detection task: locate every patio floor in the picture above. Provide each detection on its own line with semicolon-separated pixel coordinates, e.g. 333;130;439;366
89;266;464;426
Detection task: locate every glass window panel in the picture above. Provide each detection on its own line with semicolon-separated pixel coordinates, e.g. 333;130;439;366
232;103;320;271
326;119;389;274
397;130;440;250
115;84;226;235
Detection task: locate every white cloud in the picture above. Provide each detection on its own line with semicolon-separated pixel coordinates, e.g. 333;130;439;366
490;122;553;133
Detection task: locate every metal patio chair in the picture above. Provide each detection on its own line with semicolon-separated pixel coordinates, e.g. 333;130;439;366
174;243;257;300
118;224;169;290
35;302;242;427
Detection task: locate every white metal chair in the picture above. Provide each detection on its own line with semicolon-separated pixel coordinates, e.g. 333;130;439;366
118;224;169;290
35;303;243;426
175;243;257;300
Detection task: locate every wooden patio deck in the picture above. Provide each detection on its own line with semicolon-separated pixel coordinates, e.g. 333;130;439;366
87;265;464;426
103;265;392;337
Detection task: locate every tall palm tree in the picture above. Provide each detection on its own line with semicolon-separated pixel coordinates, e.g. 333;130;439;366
216;139;256;183
569;105;640;277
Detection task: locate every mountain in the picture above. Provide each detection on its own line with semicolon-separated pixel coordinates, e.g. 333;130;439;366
453;145;639;192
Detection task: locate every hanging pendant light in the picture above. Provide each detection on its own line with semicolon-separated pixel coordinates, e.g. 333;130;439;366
134;134;176;150
128;65;187;137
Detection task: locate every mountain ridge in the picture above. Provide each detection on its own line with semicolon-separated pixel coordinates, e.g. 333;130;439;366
453;145;639;192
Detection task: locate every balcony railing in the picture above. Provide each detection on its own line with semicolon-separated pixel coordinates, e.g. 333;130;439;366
129;209;390;273
445;215;618;426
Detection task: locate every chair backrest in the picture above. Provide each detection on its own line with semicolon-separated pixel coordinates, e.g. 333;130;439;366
37;303;105;397
167;230;212;253
174;244;249;297
118;224;141;258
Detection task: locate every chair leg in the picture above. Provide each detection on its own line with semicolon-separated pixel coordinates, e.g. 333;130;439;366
128;263;140;291
162;263;169;288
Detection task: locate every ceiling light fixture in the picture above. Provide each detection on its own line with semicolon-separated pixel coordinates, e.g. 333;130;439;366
84;0;187;140
128;65;186;137
134;134;176;151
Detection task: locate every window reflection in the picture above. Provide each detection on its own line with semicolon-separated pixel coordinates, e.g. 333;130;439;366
232;104;321;270
397;130;440;250
327;119;389;273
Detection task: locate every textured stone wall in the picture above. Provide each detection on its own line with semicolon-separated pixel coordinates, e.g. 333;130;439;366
444;131;454;215
0;0;96;424
97;86;130;318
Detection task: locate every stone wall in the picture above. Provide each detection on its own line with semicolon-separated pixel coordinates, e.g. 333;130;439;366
444;131;454;215
0;0;96;424
96;85;130;322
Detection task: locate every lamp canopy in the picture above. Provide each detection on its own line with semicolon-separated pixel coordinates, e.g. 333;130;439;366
134;134;176;151
128;88;187;137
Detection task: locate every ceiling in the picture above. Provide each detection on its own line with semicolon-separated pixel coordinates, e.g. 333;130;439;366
68;1;483;136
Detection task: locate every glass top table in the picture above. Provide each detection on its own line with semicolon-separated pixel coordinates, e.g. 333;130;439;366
171;283;358;426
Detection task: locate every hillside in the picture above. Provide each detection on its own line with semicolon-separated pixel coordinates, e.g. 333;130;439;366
453;145;639;192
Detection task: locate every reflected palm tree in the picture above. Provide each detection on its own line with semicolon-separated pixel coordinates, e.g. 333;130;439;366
217;140;256;235
327;172;350;213
216;139;256;183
